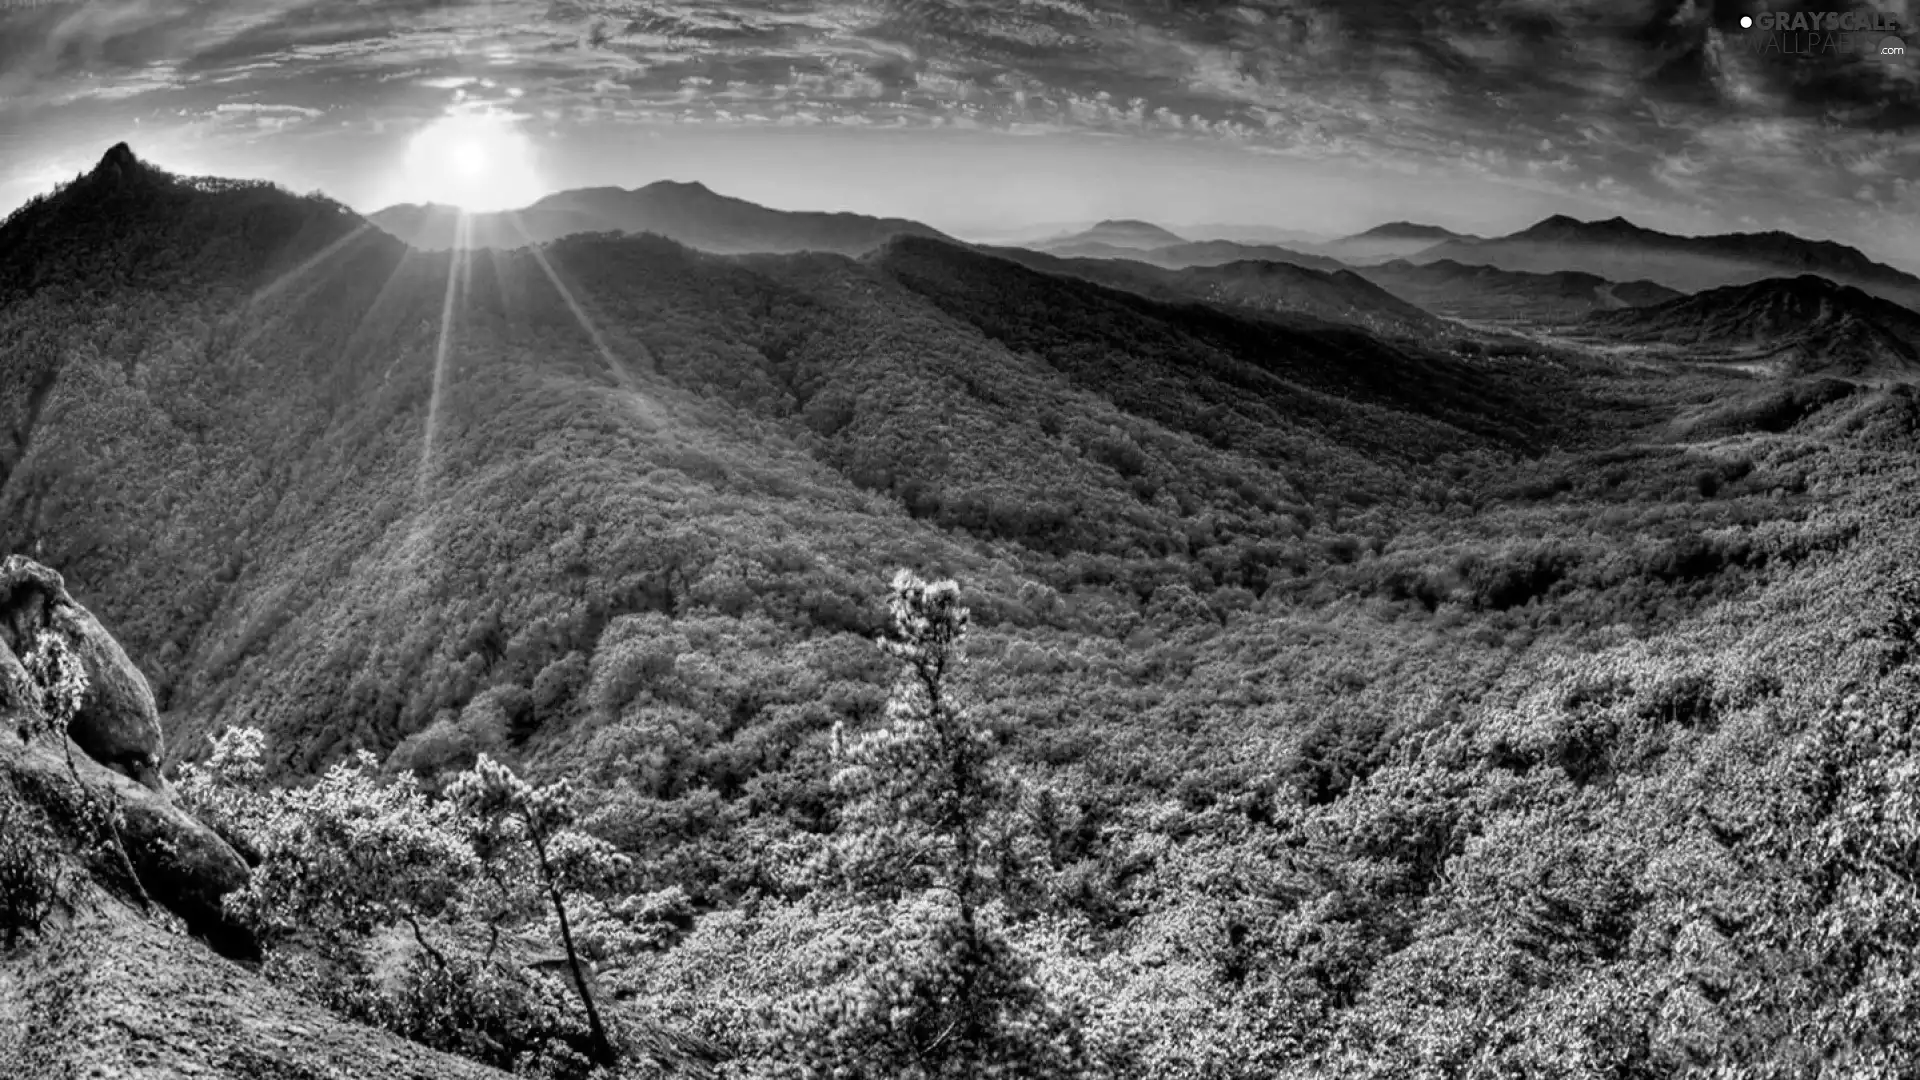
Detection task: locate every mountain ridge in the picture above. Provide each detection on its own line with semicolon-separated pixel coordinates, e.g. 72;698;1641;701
367;180;951;255
977;244;1448;338
1033;237;1351;273
0;143;379;306
1;145;1556;775
1584;273;1920;378
1033;219;1189;252
1416;213;1920;305
1344;221;1477;242
1358;258;1683;321
8;141;1905;1080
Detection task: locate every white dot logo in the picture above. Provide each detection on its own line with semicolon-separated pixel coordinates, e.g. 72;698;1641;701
1740;15;1753;28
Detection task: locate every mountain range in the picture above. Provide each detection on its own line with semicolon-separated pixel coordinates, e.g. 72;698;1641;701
1410;214;1920;308
1175;223;1333;246
368;180;952;255
1033;237;1352;273
1316;222;1482;264
0;145;1547;771
1584;274;1920;378
1358;259;1684;323
1036;219;1190;250
11;141;1920;1078
980;245;1448;339
958;221;1332;248
1036;221;1481;267
1033;212;1920;314
361;182;1920;330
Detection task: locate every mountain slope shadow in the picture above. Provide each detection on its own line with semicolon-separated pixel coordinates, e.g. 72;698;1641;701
1585;274;1920;379
868;234;1551;457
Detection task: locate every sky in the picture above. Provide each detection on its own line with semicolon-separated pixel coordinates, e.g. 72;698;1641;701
1;0;1917;264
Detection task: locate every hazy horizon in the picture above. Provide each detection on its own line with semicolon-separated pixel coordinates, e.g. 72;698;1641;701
3;1;1917;265
0;131;1750;251
23;134;1920;268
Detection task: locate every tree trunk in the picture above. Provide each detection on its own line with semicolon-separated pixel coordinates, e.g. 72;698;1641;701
529;823;615;1064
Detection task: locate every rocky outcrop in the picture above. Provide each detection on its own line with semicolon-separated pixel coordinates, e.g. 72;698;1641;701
0;874;507;1078
0;556;165;788
0;555;254;958
0;719;258;959
0;547;494;1075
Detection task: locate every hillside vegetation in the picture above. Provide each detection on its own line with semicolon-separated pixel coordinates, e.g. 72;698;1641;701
6;147;1920;1078
1584;275;1920;379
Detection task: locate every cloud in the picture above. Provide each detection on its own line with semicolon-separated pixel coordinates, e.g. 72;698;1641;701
213;102;323;117
1;0;1917;258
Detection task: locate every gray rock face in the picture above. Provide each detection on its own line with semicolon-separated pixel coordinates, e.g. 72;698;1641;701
0;556;165;788
0;722;258;960
0;555;256;959
0;640;29;714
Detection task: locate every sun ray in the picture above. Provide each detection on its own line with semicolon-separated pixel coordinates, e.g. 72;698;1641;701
504;213;622;372
417;213;470;498
247;221;376;309
481;241;516;327
504;211;664;430
329;242;428;389
212;222;382;360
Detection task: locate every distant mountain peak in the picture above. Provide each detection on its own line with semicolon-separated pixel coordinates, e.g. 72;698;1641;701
533;180;730;212
1034;219;1188;253
1514;213;1651;240
1349;222;1464;241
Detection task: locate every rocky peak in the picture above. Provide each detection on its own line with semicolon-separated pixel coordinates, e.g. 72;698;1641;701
78;142;164;197
96;141;140;173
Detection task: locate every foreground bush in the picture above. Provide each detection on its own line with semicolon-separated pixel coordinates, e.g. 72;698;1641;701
0;788;64;946
179;731;628;1075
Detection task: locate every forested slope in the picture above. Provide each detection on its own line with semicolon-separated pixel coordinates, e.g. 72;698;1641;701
0;146;1576;775
6;145;1916;1077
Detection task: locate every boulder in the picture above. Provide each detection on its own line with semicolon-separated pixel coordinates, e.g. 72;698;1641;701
0;713;259;959
0;555;253;958
0;556;164;788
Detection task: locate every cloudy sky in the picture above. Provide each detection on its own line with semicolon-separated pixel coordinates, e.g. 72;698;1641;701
1;0;1917;263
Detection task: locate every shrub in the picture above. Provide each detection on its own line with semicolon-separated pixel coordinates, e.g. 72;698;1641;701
191;725;629;1073
0;789;64;946
15;627;148;907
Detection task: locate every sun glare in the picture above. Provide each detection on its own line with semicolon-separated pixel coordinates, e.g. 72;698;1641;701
397;110;545;212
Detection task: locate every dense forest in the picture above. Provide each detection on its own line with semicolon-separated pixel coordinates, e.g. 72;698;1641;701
8;148;1920;1077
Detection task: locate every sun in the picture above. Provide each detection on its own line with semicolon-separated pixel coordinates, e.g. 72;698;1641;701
396;110;546;213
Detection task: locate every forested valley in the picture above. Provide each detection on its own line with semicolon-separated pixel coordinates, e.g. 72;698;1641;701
7;147;1920;1079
